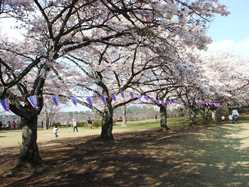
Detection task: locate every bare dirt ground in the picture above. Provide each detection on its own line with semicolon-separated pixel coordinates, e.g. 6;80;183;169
1;123;249;187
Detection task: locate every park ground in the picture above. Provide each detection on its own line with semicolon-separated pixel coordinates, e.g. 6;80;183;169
1;119;249;186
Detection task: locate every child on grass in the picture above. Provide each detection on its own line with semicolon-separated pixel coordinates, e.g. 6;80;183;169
53;124;59;138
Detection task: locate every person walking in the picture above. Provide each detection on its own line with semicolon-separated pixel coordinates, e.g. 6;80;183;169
53;124;59;138
87;117;93;129
73;119;78;132
232;109;239;123
7;121;11;129
12;121;17;129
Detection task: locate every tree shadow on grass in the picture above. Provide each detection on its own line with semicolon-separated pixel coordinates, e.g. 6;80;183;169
1;124;249;187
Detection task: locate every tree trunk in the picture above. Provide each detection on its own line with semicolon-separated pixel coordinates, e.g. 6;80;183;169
211;111;216;121
201;109;209;124
17;116;42;167
189;109;197;126
160;105;169;130
101;107;114;141
45;113;49;129
122;104;127;126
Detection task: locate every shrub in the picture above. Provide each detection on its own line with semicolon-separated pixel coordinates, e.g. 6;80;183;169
52;122;61;127
92;120;102;128
77;122;86;127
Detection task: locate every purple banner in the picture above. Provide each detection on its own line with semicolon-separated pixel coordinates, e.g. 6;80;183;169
112;94;116;101
137;95;142;100
198;100;221;108
100;95;107;104
52;95;60;106
157;100;161;105
121;91;125;98
86;96;93;109
130;92;135;99
27;95;38;109
167;99;174;105
143;95;150;101
1;98;10;111
71;96;77;106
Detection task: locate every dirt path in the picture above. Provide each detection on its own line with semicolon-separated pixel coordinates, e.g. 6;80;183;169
1;123;249;187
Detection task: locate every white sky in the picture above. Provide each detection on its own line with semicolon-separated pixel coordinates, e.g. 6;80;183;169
206;37;249;59
0;18;25;42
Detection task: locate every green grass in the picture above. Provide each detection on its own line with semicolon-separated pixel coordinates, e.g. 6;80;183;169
237;114;249;123
0;118;190;148
4;121;249;186
116;117;190;130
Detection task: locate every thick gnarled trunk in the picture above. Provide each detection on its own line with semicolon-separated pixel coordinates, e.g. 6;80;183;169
160;105;169;130
17;116;41;167
101;107;114;141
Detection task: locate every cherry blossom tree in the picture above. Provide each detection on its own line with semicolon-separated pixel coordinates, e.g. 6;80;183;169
65;43;166;140
0;0;151;166
0;0;32;17
136;67;180;130
175;52;208;124
200;53;249;119
0;0;229;168
0;0;141;166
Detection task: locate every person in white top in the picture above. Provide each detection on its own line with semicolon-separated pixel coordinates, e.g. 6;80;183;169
53;125;59;138
221;116;225;121
72;119;78;132
231;109;239;123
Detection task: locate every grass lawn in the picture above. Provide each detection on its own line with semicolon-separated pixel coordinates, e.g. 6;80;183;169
2;117;249;186
0;118;189;149
1;122;249;186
